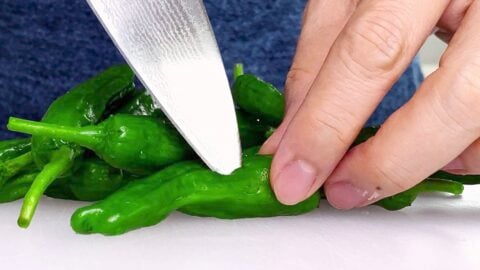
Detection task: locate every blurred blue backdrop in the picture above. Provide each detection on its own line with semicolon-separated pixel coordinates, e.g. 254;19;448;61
0;0;423;139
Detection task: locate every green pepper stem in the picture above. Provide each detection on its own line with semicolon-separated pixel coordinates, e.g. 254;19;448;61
419;178;464;195
8;117;102;150
17;147;73;228
233;63;245;81
0;151;33;187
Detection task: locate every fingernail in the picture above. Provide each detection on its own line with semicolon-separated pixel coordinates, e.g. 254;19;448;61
274;160;317;205
326;181;375;210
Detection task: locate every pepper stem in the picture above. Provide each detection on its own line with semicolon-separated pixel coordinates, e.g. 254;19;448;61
233;63;244;81
0;151;33;187
17;147;73;228
419;178;464;195
7;117;102;150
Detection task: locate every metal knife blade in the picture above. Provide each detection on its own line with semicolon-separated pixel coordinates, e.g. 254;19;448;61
86;0;241;174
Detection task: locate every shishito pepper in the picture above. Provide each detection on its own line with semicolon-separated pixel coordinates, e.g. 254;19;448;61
0;138;31;162
0;172;37;203
232;64;285;126
375;178;464;211
71;154;320;236
117;89;270;148
0;138;33;187
0;158;132;203
45;157;133;201
0;152;33;187
9;115;193;175
8;111;271;174
70;151;465;235
116;90;164;117
13;65;135;228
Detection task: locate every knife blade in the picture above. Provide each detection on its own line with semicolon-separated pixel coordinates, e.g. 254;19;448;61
86;0;241;174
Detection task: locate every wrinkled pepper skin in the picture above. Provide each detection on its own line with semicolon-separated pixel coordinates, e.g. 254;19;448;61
9;115;193;175
3;158;131;203
117;89;271;148
178;155;319;219
0;152;33;187
78;115;191;174
233;74;285;126
71;155;320;236
31;65;135;167
71;160;205;235
116;90;165;118
0;139;33;187
12;65;135;228
0;172;37;203
236;110;272;148
9;111;270;174
0;139;31;162
46;158;132;201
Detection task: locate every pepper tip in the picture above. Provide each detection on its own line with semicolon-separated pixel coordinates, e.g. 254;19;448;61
17;217;31;229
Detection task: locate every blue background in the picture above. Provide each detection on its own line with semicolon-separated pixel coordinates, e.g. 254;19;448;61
0;0;423;139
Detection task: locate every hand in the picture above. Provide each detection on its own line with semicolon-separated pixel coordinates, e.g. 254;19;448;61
260;0;480;209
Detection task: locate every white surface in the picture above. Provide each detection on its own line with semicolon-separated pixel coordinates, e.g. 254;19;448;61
1;186;480;270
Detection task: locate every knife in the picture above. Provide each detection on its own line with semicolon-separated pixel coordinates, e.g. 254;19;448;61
86;0;241;174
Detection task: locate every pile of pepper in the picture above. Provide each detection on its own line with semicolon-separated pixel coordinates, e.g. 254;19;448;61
0;64;475;236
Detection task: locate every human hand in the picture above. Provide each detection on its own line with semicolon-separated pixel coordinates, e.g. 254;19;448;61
260;0;480;209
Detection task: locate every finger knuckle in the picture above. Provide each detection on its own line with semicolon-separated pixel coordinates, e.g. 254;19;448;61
285;67;315;91
359;142;415;191
434;62;480;133
456;62;480;95
341;9;407;75
309;107;355;146
284;67;316;104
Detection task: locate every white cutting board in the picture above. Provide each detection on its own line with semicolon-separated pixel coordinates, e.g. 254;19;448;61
1;186;479;270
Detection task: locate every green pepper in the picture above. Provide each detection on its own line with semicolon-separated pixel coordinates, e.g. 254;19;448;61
46;157;133;201
0;172;37;203
71;146;470;236
375;178;464;211
236;110;272;148
232;65;285;126
116;90;165;118
177;156;319;219
0;152;33;187
0;157;132;203
0;138;31;162
9;115;193;175
71;154;319;235
117;88;271;148
12;65;135;228
0;139;34;187
8;110;270;174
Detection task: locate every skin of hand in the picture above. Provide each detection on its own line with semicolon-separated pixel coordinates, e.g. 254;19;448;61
260;0;480;209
